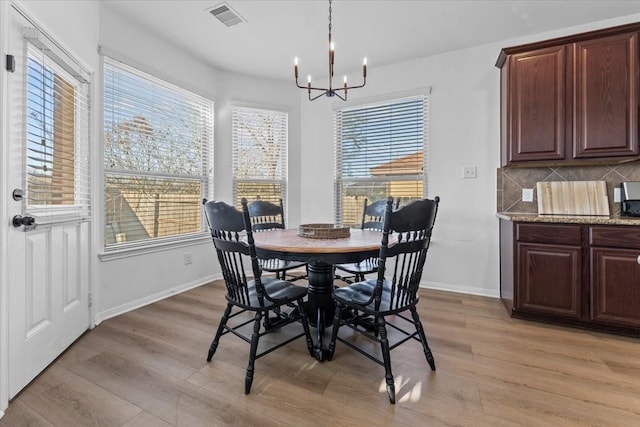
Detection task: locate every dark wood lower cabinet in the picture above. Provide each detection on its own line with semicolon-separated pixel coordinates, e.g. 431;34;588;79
500;220;640;336
517;242;581;318
591;247;640;327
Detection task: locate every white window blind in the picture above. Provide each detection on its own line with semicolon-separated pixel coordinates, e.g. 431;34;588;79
24;38;91;222
103;56;214;248
232;106;287;207
334;95;428;227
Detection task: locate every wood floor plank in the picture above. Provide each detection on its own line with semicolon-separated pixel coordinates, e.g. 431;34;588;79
17;365;141;427
479;381;640;427
65;350;210;425
3;283;640;426
441;352;640;416
121;411;173;427
0;400;55;427
91;319;207;379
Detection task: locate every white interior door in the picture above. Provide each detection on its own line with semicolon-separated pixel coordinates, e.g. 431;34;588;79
7;6;91;398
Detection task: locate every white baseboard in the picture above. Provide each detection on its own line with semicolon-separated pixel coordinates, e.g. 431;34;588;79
93;276;498;326
420;280;500;299
0;409;4;420
94;274;221;325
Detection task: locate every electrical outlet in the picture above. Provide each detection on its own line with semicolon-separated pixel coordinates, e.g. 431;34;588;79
462;165;477;179
614;187;621;203
184;252;192;265
522;188;534;202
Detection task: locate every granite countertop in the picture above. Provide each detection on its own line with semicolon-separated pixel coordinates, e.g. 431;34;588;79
496;212;640;226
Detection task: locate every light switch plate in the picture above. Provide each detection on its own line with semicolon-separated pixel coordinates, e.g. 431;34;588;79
522;188;534;202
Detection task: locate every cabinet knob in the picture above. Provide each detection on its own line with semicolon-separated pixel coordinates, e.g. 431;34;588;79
637;255;640;265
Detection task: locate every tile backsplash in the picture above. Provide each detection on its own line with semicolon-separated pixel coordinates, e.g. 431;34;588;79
496;162;640;215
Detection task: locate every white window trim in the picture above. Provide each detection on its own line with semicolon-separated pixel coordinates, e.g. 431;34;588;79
331;87;431;111
97;233;210;261
24;43;92;224
101;54;214;253
231;103;288;207
334;89;430;225
98;46;216;104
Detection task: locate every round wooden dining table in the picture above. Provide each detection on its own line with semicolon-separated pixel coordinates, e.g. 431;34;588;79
252;228;388;361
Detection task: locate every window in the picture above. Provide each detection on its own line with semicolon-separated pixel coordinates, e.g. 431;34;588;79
334;94;428;227
232;105;287;207
25;39;91;221
103;56;213;249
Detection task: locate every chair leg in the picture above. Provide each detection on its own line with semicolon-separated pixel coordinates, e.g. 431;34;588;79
245;311;262;394
411;306;435;371
208;303;232;361
326;302;344;361
263;311;273;330
297;297;315;357
377;316;395;404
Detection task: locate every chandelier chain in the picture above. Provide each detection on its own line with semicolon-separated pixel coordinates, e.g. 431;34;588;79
328;0;332;40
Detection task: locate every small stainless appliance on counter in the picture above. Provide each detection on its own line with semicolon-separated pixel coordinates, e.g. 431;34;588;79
621;182;640;216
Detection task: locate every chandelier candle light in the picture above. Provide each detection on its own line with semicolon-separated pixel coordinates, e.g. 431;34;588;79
294;0;367;101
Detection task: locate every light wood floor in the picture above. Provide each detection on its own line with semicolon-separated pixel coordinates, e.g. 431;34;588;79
2;281;640;426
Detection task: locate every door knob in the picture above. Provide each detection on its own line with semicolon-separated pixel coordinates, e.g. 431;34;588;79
12;214;36;228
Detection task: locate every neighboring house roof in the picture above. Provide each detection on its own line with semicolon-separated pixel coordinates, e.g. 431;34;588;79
369;151;424;176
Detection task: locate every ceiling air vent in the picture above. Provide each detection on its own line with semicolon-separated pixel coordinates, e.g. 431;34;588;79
208;2;246;27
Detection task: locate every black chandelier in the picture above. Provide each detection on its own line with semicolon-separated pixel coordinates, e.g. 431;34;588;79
294;0;367;101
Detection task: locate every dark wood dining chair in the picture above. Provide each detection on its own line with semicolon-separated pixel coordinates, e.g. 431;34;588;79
327;196;440;404
334;198;398;284
248;198;307;281
202;198;314;394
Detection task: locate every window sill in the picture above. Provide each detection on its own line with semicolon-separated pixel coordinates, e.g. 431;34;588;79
99;233;210;262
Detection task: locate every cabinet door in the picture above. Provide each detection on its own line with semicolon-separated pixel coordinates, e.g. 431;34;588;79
591;247;640;327
516;242;581;318
507;46;567;163
574;32;639;158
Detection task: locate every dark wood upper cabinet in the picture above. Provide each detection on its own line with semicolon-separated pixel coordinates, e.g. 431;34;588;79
507;46;568;163
497;23;640;166
574;32;639;159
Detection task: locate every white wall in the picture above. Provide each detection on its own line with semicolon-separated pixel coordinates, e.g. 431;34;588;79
96;4;301;321
300;13;640;298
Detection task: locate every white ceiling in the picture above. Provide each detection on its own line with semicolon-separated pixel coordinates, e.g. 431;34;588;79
102;0;640;82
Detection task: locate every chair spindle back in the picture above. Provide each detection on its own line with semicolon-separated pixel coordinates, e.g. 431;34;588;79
376;196;440;310
248;199;286;231
203;199;263;306
360;198;401;230
361;199;387;231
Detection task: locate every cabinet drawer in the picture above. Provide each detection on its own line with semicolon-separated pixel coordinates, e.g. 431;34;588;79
516;223;582;245
590;226;640;249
